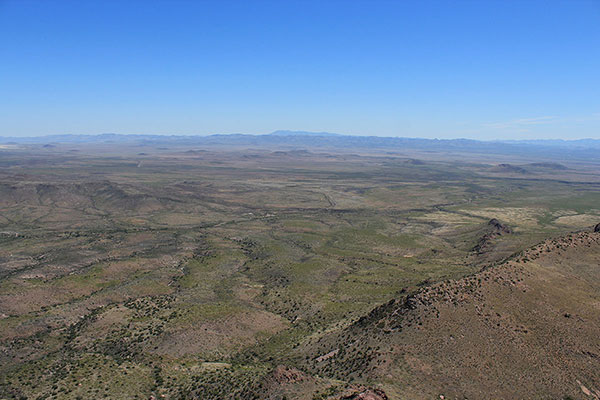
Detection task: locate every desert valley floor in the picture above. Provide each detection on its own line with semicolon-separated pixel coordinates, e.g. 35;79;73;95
1;141;599;399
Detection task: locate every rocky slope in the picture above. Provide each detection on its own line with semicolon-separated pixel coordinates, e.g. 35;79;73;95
295;227;600;399
472;218;513;254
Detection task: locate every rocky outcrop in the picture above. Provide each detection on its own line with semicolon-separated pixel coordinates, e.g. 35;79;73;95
472;218;512;253
268;365;313;385
337;386;388;400
488;218;512;234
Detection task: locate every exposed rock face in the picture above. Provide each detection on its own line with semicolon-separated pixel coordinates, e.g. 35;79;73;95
472;218;513;253
252;365;316;399
338;386;388;400
595;223;600;233
488;218;513;234
268;365;313;385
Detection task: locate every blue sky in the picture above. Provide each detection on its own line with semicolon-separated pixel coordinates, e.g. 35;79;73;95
1;0;599;139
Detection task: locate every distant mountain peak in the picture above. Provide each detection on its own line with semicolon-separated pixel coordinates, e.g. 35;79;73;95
268;130;342;137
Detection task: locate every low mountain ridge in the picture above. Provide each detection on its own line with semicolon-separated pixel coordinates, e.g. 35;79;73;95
472;218;513;254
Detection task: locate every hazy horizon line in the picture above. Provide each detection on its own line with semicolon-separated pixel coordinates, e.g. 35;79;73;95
1;131;599;142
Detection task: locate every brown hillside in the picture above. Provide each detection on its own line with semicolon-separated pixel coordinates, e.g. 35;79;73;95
301;229;600;399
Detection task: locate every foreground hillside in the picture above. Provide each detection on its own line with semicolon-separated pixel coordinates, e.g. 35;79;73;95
297;228;600;399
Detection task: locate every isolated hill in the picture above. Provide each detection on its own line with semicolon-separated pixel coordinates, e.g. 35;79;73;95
490;163;527;173
297;228;600;399
527;162;569;170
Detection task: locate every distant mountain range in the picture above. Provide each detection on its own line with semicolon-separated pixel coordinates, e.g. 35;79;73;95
500;138;600;148
1;131;600;160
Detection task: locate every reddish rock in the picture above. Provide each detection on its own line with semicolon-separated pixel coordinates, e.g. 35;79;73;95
339;386;388;400
269;365;312;385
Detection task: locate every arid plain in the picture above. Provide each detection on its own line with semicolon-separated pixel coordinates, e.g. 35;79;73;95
1;138;600;399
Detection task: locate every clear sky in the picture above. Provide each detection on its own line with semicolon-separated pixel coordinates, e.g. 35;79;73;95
1;0;599;139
